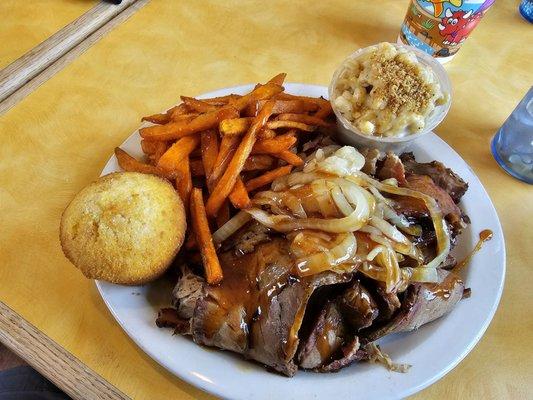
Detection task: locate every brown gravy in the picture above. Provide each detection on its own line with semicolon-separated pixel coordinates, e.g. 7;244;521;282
455;229;493;272
424;272;462;301
315;316;338;361
316;331;332;361
200;238;293;342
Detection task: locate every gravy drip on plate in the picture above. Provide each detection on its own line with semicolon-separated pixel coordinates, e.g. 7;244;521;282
455;229;493;273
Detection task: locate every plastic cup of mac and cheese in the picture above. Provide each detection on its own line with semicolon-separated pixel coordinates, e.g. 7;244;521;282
329;42;451;153
398;0;495;63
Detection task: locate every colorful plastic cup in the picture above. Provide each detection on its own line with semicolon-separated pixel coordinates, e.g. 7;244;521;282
398;0;495;63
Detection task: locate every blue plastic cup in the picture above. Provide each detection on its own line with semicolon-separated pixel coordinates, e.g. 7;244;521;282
491;87;533;184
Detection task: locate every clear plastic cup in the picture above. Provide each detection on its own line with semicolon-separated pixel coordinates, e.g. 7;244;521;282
491;87;533;184
329;43;452;153
397;0;495;63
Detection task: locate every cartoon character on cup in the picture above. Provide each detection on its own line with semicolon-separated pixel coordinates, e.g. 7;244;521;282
427;0;463;17
438;8;483;46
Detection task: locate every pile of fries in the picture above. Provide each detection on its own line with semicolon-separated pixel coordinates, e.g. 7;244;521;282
115;73;334;285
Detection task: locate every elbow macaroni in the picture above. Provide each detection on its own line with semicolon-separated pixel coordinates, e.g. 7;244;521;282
332;43;447;137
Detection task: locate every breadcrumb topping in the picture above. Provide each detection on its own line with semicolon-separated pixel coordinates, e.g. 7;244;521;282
371;52;434;115
332;42;447;137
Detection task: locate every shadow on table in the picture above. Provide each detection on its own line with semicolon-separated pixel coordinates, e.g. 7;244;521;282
0;366;70;400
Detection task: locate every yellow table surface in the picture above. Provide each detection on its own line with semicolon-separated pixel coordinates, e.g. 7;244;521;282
0;0;98;69
1;1;532;399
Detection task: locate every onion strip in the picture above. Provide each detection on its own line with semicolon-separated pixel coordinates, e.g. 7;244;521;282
212;211;252;244
271;171;331;191
246;182;372;233
348;173;451;270
402;266;439;283
370;215;410;245
295;233;357;276
241;147;453;285
376;245;401;292
245;203;370;233
379;202;422;237
331;186;354;216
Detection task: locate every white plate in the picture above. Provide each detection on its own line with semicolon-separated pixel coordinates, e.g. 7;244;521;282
96;84;505;400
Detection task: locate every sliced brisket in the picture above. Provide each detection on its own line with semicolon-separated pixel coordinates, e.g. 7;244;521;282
191;238;351;376
400;152;468;203
404;175;463;227
172;264;204;320
361;269;465;342
318;337;367;372
338;279;379;331
377;152;407;185
297;301;347;370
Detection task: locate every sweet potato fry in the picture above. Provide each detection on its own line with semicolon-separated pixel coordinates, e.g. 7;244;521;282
206;100;276;216
242;101;258;117
257;128;276;139
168;103;191;120
219;117;253;136
114;147;178;180
200;130;219;177
230;83;284;112
266;120;316;132
176;157;192;210
276;93;331;118
190;188;223;285
244;98;317;119
313;98;333;119
217;134;240;160
180;96;218;113
141;140;168;165
216;200;230;228
142;102;195;124
245;165;293;192
252;133;297;154
171;113;200;122
190;147;202;159
267;72;287;86
208;135;240;188
274;150;304;166
271;99;319;114
243;155;275;171
141;139;167;155
190;159;205;176
157;135;200;171
229;176;251;209
277;113;329;126
140;107;239;141
151;150;167;165
141;113;170;124
201;94;241;105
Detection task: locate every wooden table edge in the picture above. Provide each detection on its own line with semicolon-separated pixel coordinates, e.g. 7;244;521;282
0;300;130;400
0;0;150;116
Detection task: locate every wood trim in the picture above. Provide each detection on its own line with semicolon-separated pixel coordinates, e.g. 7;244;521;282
0;0;149;115
0;0;136;101
0;301;129;400
0;1;150;393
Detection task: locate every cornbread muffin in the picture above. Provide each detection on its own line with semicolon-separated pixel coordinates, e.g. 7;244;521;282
60;172;186;285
